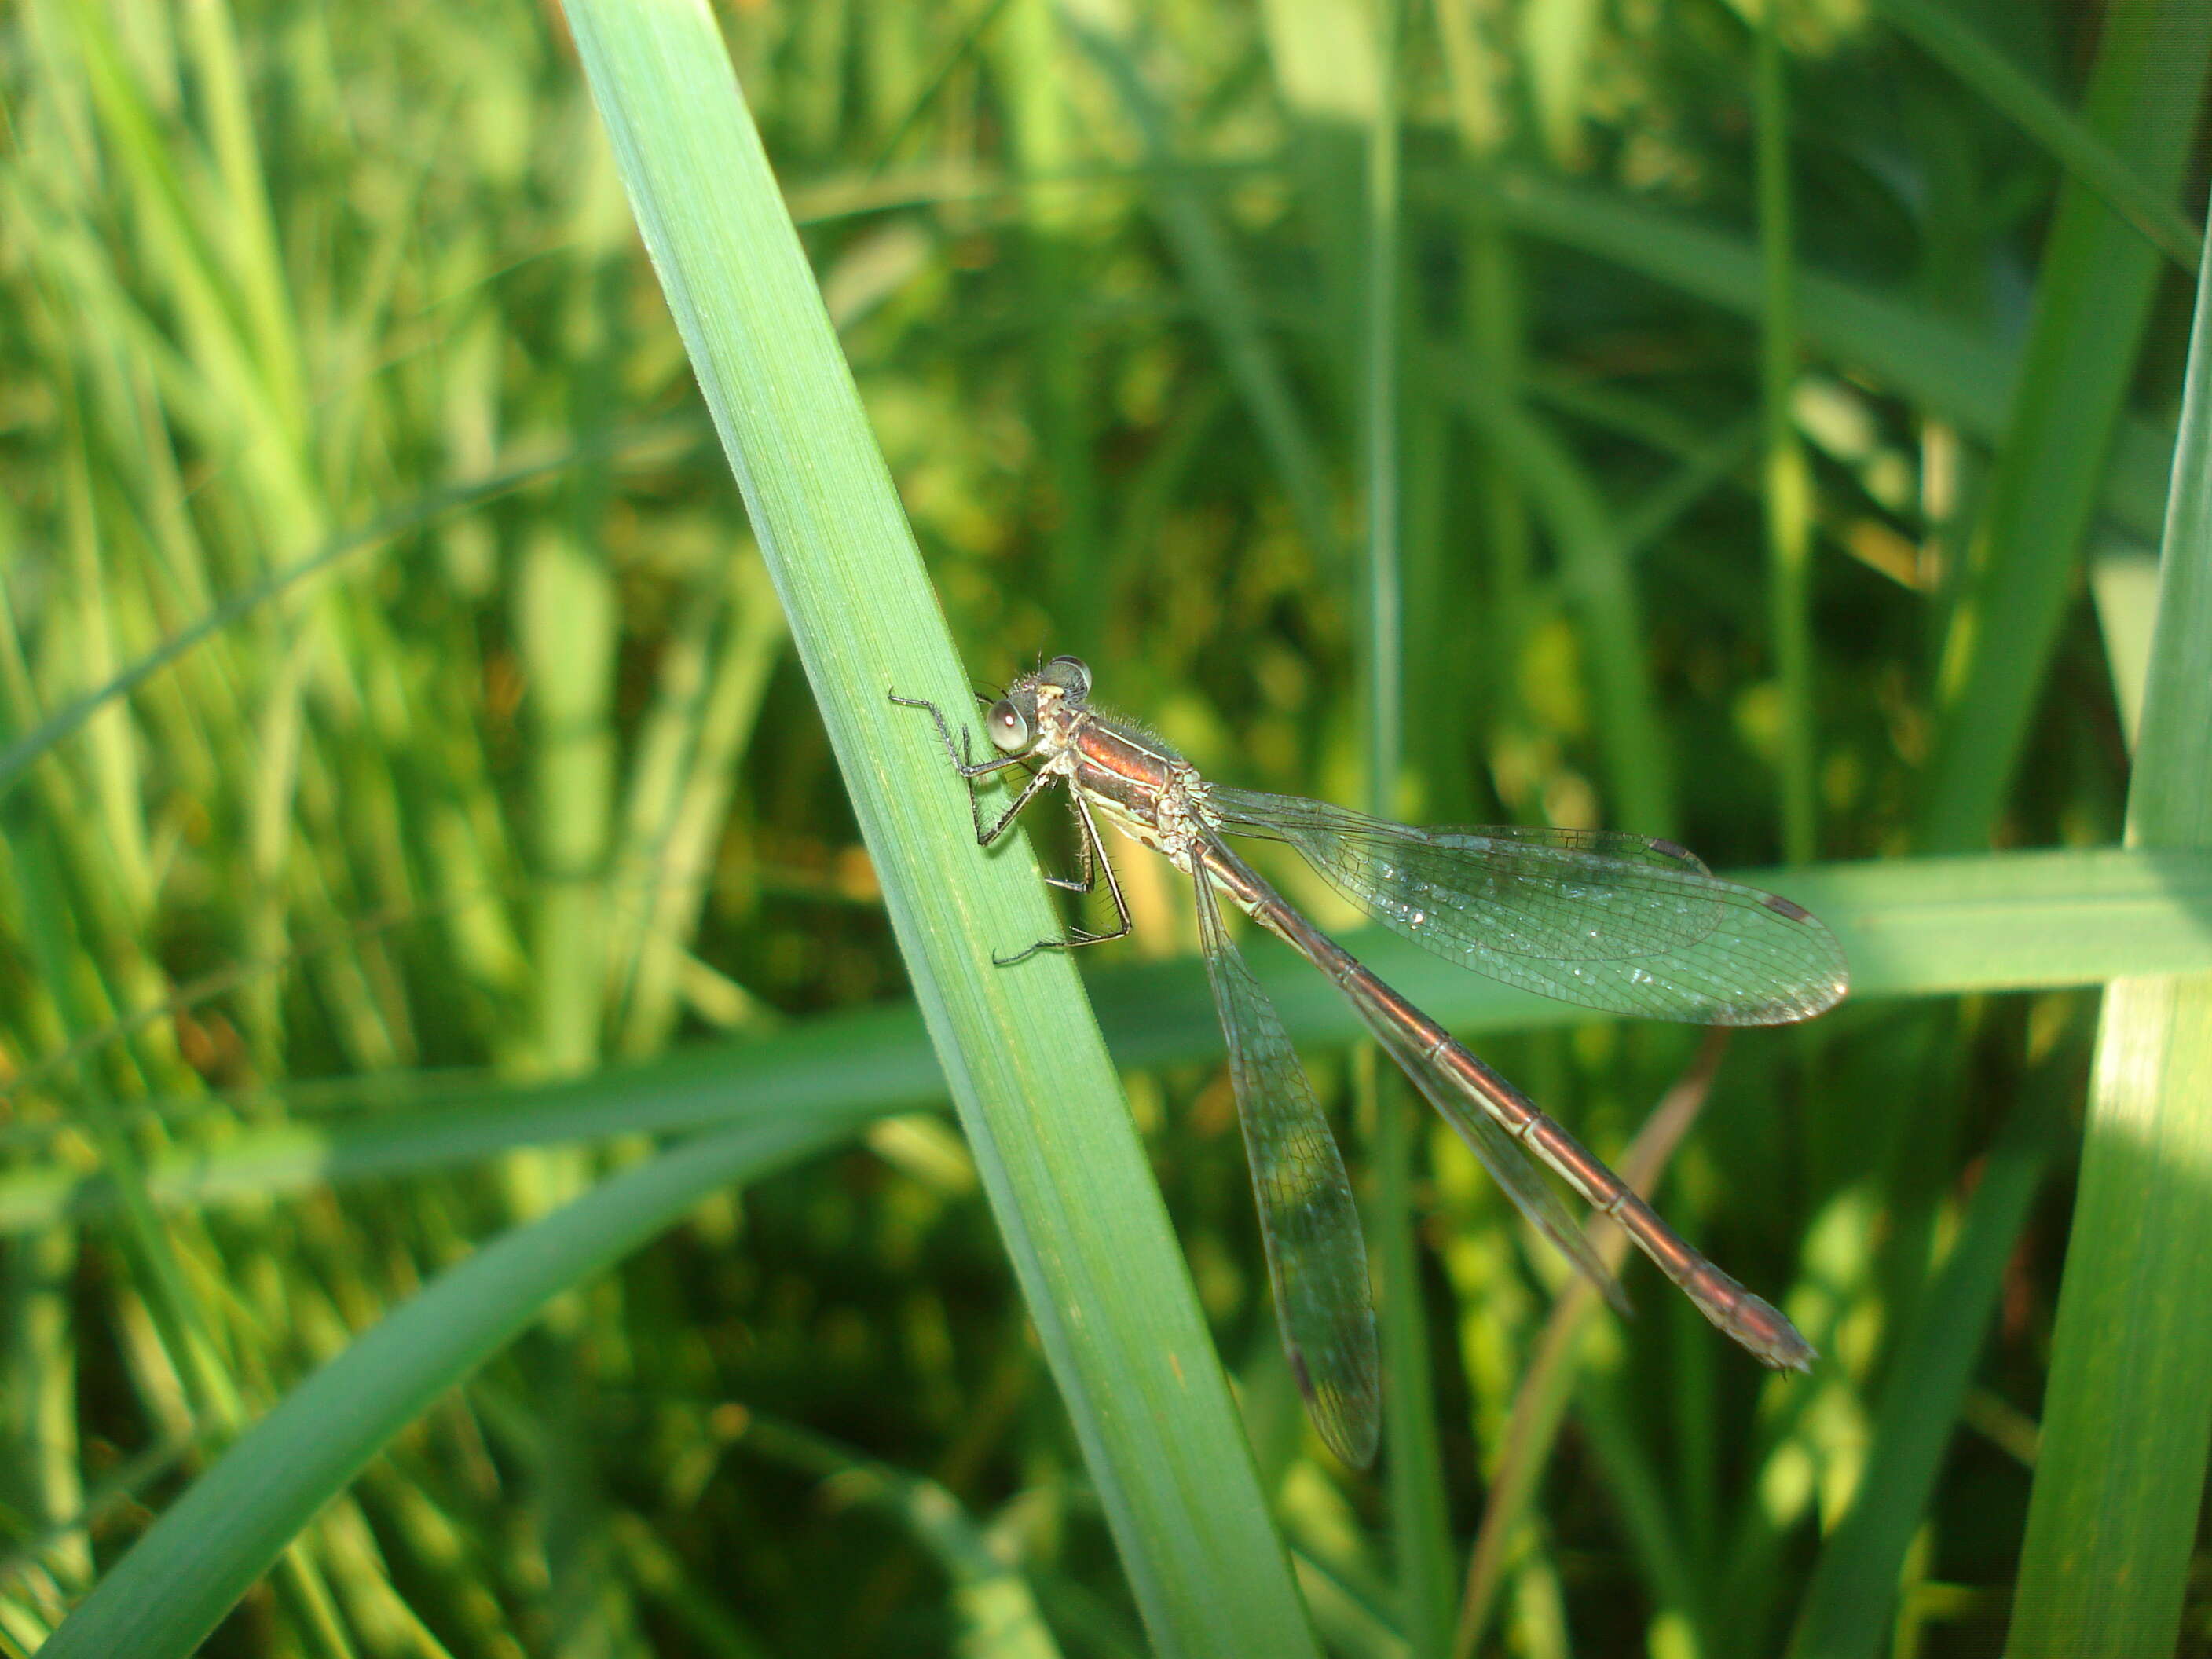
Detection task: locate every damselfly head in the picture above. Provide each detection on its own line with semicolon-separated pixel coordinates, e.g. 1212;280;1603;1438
986;656;1093;756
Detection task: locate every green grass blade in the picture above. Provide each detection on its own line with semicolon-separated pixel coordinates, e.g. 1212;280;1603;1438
558;2;1320;1650
34;1115;852;1659
2;848;2209;1242
1450;387;1675;837
1457;167;2174;541
1452;1035;1742;1657
1917;5;2212;852
0;1012;922;1236
1788;1094;2065;1657
2005;172;2212;1657
1755;9;1815;866
1870;0;2202;273
1069;13;1343;570
0;431;634;802
739;1418;1064;1659
1344;0;1454;1646
997;0;1108;664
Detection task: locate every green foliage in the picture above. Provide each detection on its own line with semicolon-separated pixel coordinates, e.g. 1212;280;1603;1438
0;1;2206;1655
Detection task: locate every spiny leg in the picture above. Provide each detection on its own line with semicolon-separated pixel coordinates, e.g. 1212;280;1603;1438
889;689;1044;844
888;690;1029;779
995;789;1135;965
975;766;1064;848
1041;789;1097;893
890;687;1129;962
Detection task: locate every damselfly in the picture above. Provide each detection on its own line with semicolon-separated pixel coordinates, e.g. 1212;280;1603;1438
892;657;1847;1466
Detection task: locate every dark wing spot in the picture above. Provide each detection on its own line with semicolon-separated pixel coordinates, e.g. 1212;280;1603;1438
1762;893;1814;922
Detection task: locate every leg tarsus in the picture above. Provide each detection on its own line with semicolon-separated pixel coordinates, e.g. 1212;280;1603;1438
995;794;1133;963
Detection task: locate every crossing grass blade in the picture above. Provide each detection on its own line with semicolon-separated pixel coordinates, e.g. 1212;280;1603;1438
2;845;2205;1243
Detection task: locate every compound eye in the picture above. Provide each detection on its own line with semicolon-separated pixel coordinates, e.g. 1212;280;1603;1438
1041;656;1092;701
986;699;1031;753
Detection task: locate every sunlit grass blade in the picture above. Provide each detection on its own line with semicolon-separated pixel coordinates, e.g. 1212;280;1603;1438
2005;175;2212;1657
2;847;2208;1243
610;557;786;1056
0;430;661;802
558;2;1321;1650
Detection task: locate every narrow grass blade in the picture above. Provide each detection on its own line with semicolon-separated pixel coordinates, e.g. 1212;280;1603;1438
1754;8;1815;866
2005;170;2212;1657
1870;0;2202;273
558;2;1320;1651
1346;0;1455;1642
1450;168;2174;542
1787;1092;2064;1658
1917;5;2212;852
0;430;650;802
1068;13;1343;570
1450;386;1675;837
3;847;2210;1241
1452;1033;1733;1657
34;1115;851;1659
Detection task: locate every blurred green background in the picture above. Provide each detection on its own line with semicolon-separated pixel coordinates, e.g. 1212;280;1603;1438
2;0;2208;1654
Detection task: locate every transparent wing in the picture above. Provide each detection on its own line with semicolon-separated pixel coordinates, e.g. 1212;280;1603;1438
1338;973;1631;1317
1189;855;1380;1467
1211;786;1848;1026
